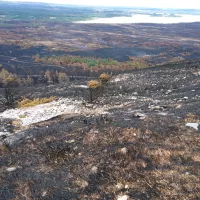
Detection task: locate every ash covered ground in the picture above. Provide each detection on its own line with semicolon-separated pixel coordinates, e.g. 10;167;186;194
0;60;200;200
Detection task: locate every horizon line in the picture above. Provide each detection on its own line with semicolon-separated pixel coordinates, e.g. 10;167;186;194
1;0;200;10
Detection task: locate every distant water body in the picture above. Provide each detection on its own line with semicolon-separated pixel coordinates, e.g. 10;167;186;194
76;14;200;24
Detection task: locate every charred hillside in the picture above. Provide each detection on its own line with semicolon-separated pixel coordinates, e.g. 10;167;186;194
0;60;200;200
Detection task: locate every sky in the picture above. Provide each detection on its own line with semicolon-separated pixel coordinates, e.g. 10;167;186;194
3;0;200;9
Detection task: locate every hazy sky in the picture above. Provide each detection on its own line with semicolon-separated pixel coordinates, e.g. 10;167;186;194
3;0;200;9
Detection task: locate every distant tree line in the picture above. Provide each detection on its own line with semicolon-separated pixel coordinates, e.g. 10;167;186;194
0;64;69;110
44;70;69;84
0;64;33;87
33;54;149;74
0;64;69;87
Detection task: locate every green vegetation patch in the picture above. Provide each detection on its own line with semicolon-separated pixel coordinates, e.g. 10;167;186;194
33;54;149;72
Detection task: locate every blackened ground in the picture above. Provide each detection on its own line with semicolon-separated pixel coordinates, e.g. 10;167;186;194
0;60;200;200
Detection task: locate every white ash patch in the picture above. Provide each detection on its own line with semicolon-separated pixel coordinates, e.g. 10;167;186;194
71;85;88;88
0;131;12;137
110;74;130;83
0;97;117;129
0;98;81;127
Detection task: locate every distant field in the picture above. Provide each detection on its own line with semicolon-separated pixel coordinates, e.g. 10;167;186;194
0;2;132;22
0;2;199;22
0;21;200;76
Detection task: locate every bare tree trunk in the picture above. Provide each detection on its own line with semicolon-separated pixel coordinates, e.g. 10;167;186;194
4;87;18;109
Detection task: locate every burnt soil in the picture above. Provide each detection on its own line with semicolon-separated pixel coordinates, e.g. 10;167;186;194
0;60;200;200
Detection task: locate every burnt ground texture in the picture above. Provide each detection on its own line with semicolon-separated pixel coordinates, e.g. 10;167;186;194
0;60;200;200
0;23;200;76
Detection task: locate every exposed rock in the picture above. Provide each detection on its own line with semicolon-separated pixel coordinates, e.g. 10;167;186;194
157;112;168;116
90;166;98;174
0;131;12;139
149;105;162;110
120;147;128;154
149;105;170;111
66;139;75;143
6;167;17;172
165;89;172;95
0;99;79;127
175;104;182;109
177;96;189;102
133;112;146;119
85;103;94;108
117;195;129;200
192;70;200;76
128;96;137;100
42;191;47;197
186;123;200;131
